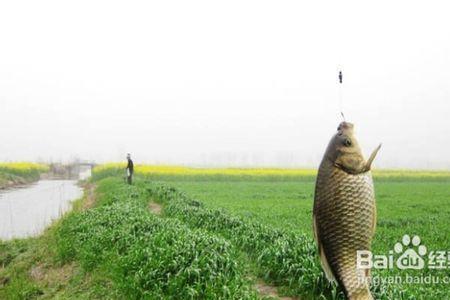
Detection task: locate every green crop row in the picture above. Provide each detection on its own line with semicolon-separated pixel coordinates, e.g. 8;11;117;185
55;179;257;299
146;183;418;300
146;183;336;299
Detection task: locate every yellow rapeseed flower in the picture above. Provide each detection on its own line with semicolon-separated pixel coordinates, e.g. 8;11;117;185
93;163;450;179
0;162;49;172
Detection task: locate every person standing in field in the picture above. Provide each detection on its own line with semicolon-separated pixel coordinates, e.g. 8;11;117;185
126;153;134;184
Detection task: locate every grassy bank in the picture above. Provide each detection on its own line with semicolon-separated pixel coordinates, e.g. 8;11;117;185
1;179;259;299
0;163;49;189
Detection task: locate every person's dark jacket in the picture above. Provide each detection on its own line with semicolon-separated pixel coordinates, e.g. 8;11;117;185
127;159;134;174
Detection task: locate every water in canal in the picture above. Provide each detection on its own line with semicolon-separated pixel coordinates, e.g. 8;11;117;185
0;180;83;240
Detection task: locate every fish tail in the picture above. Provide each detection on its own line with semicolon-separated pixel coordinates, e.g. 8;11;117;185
343;269;373;300
348;288;373;300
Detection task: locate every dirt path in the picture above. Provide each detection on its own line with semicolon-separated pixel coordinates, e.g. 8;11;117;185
30;262;76;285
148;201;162;215
82;183;97;210
254;281;297;300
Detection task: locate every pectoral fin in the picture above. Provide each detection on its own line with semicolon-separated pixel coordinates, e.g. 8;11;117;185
363;144;382;172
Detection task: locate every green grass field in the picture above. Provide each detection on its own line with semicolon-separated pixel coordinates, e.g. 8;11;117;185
171;180;450;249
171;179;450;298
1;167;449;299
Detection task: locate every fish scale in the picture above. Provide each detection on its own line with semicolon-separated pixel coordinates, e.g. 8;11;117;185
313;122;379;300
315;167;375;299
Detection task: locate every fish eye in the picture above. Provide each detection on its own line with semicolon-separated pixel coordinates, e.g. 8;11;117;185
344;138;352;147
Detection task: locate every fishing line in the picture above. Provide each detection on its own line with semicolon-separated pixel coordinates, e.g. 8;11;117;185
338;69;345;121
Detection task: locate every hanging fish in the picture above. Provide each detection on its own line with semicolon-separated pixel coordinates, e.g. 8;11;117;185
313;122;381;300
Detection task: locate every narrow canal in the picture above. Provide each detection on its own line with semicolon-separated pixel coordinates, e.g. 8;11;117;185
0;180;83;240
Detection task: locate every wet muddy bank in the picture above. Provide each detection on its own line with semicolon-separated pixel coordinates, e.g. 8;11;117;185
0;175;39;190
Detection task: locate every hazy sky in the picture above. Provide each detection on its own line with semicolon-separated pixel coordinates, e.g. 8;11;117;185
1;1;449;169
